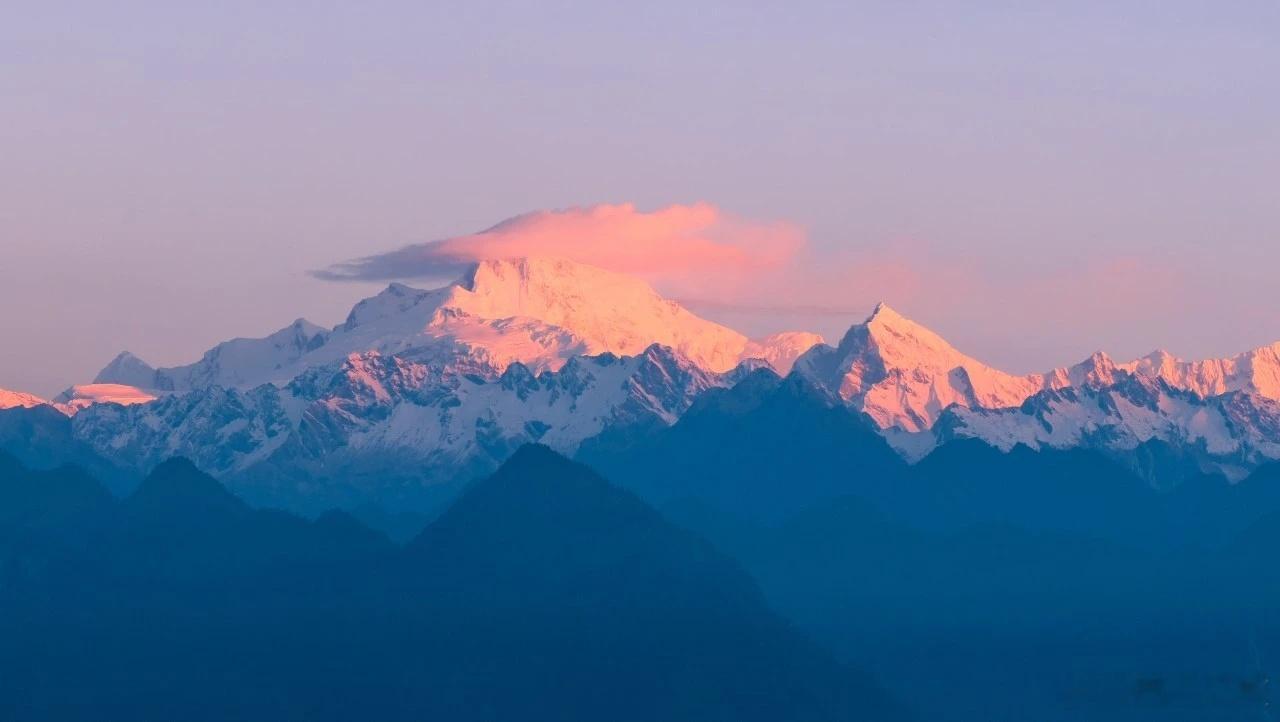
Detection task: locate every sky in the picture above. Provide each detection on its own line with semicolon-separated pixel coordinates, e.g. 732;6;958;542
3;1;1279;396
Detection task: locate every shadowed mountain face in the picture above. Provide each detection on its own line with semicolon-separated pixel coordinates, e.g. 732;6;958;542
406;444;766;612
0;405;134;494
578;371;1280;551
568;377;1280;721
728;495;1280;722
0;447;906;722
578;369;908;524
0;452;115;559
399;445;905;722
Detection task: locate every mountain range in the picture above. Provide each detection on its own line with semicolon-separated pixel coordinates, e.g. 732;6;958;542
7;255;1280;721
5;255;1280;508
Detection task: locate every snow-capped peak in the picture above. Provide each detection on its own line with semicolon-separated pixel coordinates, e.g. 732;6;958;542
1117;343;1280;400
91;257;821;396
795;303;1044;432
859;301;979;367
864;300;904;324
0;383;156;416
1054;351;1120;387
798;302;1280;442
94;316;331;393
339;283;437;331
93;351;158;388
742;331;827;374
0;387;48;410
437;257;753;371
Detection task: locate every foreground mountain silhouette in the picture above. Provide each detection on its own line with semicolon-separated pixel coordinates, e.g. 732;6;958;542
578;368;908;523
0;447;907;722
0;404;133;493
578;369;1280;552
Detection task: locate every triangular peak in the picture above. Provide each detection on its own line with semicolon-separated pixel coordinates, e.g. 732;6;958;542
382;281;425;296
288;317;328;336
864;301;905;324
126;457;249;517
1081;350;1115;367
341;282;437;330
105;350;149;366
853;302;965;361
93;350;158;387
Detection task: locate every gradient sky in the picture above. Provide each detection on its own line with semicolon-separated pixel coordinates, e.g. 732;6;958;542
3;1;1279;396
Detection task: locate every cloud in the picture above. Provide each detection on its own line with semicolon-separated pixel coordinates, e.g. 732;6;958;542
312;203;805;291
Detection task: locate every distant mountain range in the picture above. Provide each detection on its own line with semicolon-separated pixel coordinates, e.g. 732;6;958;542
4;256;1280;508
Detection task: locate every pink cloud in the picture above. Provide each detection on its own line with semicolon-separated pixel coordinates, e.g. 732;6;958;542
314;202;804;291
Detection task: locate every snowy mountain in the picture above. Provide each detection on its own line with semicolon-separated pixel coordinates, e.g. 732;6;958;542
51;384;157;415
94;321;330;392
33;258;1280;502
936;374;1280;482
793;303;1049;432
59;257;826;506
93;351;162;388
0;383;153;417
0;388;48;410
1056;344;1280;400
743;331;828;376
796;303;1280;433
789;304;1280;477
73;344;744;509
93;258;822;396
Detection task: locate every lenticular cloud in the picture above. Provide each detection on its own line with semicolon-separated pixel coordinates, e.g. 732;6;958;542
312;202;804;287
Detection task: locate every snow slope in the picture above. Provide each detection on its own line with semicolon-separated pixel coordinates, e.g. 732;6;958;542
794;303;1047;432
73;344;744;504
797;303;1280;435
52;384;157;415
1095;345;1280;399
938;373;1280;481
0;388;48;410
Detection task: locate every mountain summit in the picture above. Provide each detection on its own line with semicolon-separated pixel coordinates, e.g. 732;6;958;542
794;302;1044;432
796;303;1280;436
0;388;48;411
94;257;822;394
787;304;1280;474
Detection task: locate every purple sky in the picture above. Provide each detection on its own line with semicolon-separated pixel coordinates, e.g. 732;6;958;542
3;1;1279;396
